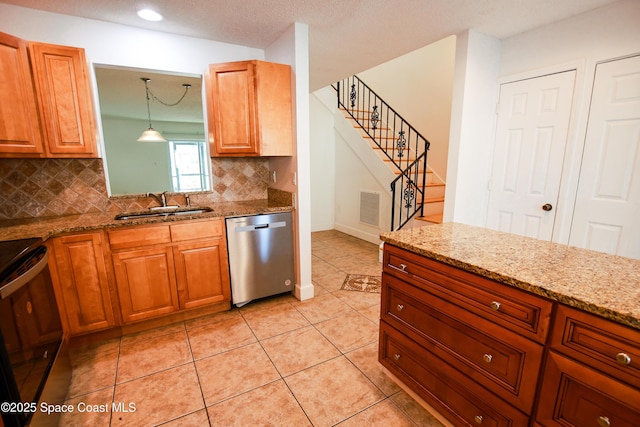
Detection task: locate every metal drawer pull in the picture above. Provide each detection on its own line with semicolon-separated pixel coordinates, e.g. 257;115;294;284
397;304;404;311
616;352;631;366
474;415;483;424
597;416;610;427
490;301;501;311
394;354;401;361
483;354;493;363
399;263;407;271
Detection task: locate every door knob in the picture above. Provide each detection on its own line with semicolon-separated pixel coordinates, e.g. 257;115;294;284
542;203;553;211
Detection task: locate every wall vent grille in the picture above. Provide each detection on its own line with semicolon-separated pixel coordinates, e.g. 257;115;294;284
360;191;380;226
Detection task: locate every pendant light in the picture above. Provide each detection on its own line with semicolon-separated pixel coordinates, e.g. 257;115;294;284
138;77;166;142
136;77;192;142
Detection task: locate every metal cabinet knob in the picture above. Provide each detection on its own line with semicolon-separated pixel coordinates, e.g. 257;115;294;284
616;352;631;366
483;354;493;364
397;304;404;311
490;301;501;311
394;354;401;361
474;415;484;424
542;203;553;211
399;263;407;271
597;416;610;427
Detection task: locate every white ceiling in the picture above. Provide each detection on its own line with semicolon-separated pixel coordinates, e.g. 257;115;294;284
1;0;619;90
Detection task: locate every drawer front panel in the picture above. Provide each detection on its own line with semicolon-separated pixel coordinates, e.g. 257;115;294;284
536;351;640;427
382;273;542;412
108;224;171;250
170;219;224;242
383;244;552;343
552;304;640;388
380;321;530;427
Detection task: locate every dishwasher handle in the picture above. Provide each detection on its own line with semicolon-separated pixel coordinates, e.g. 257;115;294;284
234;221;287;233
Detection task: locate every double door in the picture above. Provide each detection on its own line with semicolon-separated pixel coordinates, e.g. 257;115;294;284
487;55;640;259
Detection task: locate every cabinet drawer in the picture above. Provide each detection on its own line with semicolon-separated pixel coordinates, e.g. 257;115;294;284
536;351;640;427
380;321;529;427
383;244;552;343
108;224;171;250
382;273;543;413
170;219;224;242
551;304;640;388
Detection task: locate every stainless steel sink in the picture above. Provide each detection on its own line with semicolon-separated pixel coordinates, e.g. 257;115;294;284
114;207;213;220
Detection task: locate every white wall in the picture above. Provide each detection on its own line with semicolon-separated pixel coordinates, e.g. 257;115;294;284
445;0;640;243
358;36;456;181
0;4;263;75
309;88;337;232
444;30;501;227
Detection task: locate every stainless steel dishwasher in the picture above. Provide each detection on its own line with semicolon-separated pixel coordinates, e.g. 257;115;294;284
225;212;295;307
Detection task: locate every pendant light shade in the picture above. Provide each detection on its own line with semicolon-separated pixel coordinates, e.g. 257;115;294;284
137;127;167;142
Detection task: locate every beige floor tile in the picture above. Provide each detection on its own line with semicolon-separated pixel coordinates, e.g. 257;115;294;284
291;292;353;324
196;342;280;406
359;304;382;324
119;321;186;347
187;315;256;359
335;399;416;426
207;380;311;427
184;308;242;330
390;390;446;426
112;364;204;426
67;340;119;398
285;356;385;427
261;325;341;377
314;268;350;291
116;330;192;383
334;289;381;311
241;300;309;340
346;342;401;396
157;409;210;426
315;310;379;353
59;387;114;427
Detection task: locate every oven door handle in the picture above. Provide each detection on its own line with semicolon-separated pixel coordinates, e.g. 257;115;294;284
0;248;49;300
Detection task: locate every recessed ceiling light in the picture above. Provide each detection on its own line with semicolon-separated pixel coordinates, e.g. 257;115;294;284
137;9;163;22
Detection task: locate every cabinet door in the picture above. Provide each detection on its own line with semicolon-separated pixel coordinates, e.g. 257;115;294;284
112;246;179;323
28;42;97;157
536;351;640;427
0;32;44;155
207;61;258;156
51;232;115;335
173;238;231;309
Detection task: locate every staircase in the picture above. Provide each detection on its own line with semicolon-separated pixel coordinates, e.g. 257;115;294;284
335;75;445;230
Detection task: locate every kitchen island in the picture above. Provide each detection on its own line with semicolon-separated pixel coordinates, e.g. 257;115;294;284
379;223;639;427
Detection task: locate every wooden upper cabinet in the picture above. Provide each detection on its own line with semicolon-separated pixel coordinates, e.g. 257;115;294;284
0;32;44;155
206;60;293;157
28;42;97;157
0;32;97;158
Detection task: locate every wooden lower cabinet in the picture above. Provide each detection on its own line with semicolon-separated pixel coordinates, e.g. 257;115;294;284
380;244;640;427
108;218;231;324
111;245;179;323
50;232;115;335
173;237;231;309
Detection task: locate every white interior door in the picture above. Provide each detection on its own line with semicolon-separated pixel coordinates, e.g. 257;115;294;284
487;71;576;240
569;55;640;259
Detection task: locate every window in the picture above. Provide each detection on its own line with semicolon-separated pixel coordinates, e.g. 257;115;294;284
168;140;211;192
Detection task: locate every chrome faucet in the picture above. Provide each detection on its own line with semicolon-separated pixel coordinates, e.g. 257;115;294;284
146;192;167;208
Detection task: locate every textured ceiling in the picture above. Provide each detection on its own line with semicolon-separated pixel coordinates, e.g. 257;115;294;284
1;0;619;90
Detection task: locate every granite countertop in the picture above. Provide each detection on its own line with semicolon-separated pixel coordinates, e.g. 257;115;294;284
380;223;640;331
0;199;293;242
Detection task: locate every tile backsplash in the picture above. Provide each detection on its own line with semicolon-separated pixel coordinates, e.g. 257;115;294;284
0;157;270;220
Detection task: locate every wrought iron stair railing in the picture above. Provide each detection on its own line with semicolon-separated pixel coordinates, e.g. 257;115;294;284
335;75;431;231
